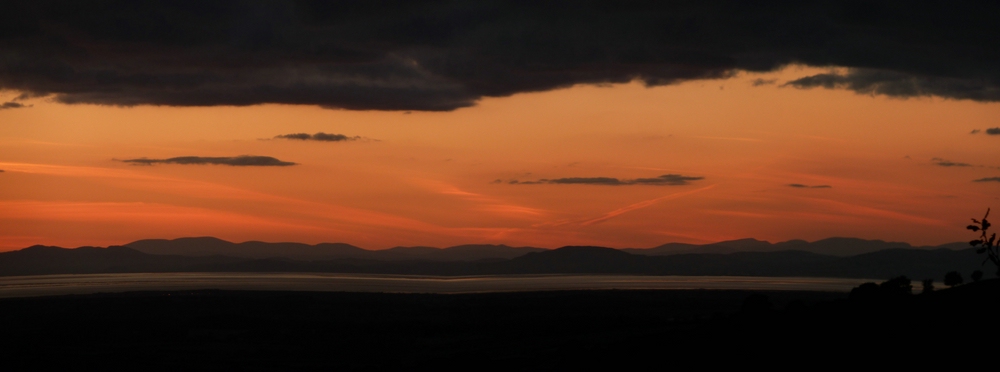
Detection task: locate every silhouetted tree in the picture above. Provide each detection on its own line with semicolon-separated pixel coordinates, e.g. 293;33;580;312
879;276;912;297
972;270;984;282
849;282;880;301
921;279;934;294
968;208;999;275
944;271;963;287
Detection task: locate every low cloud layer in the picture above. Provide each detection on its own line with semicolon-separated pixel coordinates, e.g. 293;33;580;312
121;156;296;166
1;2;999;111
788;184;832;189
974;177;1000;183
506;174;704;186
274;132;360;142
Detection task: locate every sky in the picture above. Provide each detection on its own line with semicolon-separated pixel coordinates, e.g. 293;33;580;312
1;1;999;250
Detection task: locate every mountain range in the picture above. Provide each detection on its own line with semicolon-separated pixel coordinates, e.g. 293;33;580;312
0;237;986;281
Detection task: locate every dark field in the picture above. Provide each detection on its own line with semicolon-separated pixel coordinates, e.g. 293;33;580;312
0;285;993;370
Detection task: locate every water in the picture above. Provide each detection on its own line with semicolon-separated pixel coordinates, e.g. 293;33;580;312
0;272;875;298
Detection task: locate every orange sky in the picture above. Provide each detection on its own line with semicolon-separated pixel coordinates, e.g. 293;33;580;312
1;66;998;250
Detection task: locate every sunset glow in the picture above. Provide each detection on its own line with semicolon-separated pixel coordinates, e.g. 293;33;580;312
3;65;998;250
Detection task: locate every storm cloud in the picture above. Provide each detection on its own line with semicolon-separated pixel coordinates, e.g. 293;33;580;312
274;132;360;142
121;156;296;166
509;174;703;186
2;1;1000;111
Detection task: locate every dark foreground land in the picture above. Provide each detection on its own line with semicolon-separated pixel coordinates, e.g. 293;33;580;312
1;282;996;370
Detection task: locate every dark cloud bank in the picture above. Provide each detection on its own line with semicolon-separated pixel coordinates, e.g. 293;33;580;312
503;174;703;186
2;1;999;111
121;156;295;166
274;132;359;142
974;177;1000;183
987;128;1000;135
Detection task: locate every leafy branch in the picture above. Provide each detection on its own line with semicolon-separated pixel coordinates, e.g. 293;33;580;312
968;208;998;275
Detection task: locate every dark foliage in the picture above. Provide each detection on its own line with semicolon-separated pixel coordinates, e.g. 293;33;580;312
944;271;963;287
968;208;999;275
879;276;912;296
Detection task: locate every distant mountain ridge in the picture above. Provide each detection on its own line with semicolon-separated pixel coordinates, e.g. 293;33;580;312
0;237;983;281
622;237;964;257
123;236;965;261
125;237;546;261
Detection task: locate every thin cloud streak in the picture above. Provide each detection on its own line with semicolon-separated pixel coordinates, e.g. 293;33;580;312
580;184;717;226
794;197;946;227
274;132;361;142
508;174;704;186
121;156;296;166
0;162;501;242
788;184;832;189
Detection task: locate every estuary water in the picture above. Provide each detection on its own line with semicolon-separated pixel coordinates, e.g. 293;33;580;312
0;273;874;298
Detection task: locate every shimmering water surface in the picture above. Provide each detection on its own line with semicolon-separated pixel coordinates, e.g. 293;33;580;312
0;273;875;298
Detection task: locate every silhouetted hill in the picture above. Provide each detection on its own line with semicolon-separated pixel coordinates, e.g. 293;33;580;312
126;238;544;261
378;244;546;261
126;237;369;260
0;245;239;276
806;248;984;279
492;246;645;274
0;241;986;280
626;237;948;256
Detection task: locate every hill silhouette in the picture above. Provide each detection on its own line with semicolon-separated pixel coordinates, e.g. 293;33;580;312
126;237;544;261
0;245;239;276
623;237;929;256
0;240;985;280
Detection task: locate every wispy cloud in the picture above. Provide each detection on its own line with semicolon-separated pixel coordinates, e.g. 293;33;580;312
784;68;1000;102
580;185;717;226
931;158;971;167
507;174;704;186
274;132;361;142
0;101;27;110
120;156;296;166
971;129;981;134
